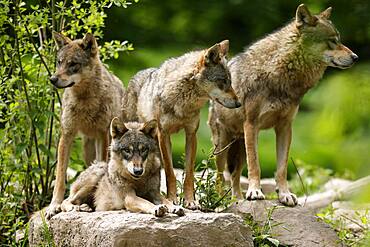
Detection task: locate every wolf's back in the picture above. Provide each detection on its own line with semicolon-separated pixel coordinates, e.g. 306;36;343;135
123;68;157;122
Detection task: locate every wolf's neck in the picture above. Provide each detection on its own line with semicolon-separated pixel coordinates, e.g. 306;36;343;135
272;23;327;96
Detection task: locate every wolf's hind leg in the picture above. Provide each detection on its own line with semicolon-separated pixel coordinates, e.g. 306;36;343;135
83;136;96;167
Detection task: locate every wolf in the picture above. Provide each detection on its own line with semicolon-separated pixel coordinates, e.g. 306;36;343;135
208;4;358;206
123;40;241;209
46;32;125;219
60;118;185;217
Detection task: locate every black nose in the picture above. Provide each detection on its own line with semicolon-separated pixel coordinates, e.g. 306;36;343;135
50;76;58;85
235;101;242;108
351;53;359;62
133;167;143;176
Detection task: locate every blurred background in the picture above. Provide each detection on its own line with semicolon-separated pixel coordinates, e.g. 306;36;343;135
99;0;370;179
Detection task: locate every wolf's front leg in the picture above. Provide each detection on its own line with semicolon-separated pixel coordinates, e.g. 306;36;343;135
275;122;297;206
124;192;168;217
46;132;75;219
157;131;178;204
244;121;265;200
184;127;200;210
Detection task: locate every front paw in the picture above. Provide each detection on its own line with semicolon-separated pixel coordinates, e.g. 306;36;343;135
154;204;168;217
171;205;185;216
246;187;265;200
184;201;200;210
278;191;297;206
45;202;62;219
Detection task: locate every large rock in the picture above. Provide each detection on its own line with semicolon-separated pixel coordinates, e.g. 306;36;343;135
29;210;253;247
227;200;344;247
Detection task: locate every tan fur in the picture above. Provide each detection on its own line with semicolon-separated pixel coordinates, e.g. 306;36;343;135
123;41;241;209
209;4;357;206
61;119;185;217
46;33;125;219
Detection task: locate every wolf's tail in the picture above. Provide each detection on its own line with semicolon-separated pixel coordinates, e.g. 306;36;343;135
227;138;245;175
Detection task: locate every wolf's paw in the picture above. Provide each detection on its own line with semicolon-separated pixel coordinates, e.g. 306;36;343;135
154;204;168;217
171;205;185;216
184;201;200;210
45;202;61;220
78;204;93;212
246;187;265;200
279;191;298;206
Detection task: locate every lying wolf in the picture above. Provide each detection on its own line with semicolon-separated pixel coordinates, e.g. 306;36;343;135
123;41;241;209
209;4;358;206
46;33;125;219
61;118;184;217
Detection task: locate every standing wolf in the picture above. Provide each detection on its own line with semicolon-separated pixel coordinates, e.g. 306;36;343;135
123;41;241;209
46;32;125;218
209;4;358;206
61;118;184;217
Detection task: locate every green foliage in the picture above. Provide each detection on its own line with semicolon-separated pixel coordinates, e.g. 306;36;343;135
244;206;283;247
0;0;134;245
317;206;370;246
194;150;235;212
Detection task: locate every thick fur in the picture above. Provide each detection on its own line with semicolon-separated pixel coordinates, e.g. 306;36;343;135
61;119;185;217
123;41;241;209
209;4;357;206
46;33;125;219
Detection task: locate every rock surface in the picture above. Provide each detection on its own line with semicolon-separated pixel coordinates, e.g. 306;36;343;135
29;210;253;247
227;200;344;247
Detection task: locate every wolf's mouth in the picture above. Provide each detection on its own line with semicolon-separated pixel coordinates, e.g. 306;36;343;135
54;81;75;89
331;60;352;69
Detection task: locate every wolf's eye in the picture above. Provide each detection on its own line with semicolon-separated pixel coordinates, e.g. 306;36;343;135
140;147;148;154
57;59;62;66
69;62;81;73
123;147;131;154
328;38;339;49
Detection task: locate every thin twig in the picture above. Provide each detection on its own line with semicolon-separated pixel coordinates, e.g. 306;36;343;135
212;138;237;155
14;0;44;190
290;157;307;206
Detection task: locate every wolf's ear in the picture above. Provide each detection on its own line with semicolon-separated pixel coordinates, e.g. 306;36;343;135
296;4;318;28
319;7;332;19
141;119;157;138
204;42;223;66
81;33;98;57
110;117;128;140
53;31;71;49
219;40;229;57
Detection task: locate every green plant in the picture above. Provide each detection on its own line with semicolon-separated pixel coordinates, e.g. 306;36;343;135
194;150;235;212
0;0;135;244
244;206;283;247
317;206;370;246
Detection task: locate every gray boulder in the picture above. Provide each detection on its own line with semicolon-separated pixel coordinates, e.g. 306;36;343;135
29;210;253;247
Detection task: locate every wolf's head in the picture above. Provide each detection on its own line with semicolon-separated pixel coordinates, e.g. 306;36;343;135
109;118;159;179
193;40;241;109
295;4;358;69
50;32;99;89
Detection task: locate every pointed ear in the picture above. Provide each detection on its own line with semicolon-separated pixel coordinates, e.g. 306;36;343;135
53;31;71;49
141;119;157;138
219;40;229;57
110;117;128;140
320;7;332;19
296;4;318;28
204;43;222;66
80;33;98;57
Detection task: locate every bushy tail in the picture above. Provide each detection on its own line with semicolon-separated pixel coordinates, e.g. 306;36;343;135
227;138;245;175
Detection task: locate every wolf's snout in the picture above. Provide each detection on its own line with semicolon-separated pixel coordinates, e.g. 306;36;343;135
351;53;359;62
50;75;58;85
235;101;242;108
133;167;143;176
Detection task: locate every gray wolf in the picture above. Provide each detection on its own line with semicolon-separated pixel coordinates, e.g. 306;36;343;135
46;32;125;218
123;40;241;209
208;4;358;206
60;118;185;217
